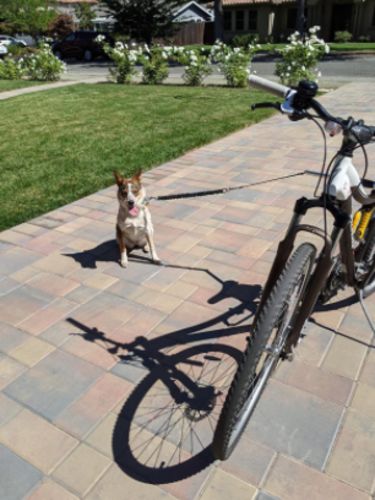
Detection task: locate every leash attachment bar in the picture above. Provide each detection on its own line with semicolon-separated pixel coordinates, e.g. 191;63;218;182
146;171;306;203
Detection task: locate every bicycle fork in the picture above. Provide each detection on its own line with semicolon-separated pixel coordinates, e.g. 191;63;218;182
255;196;350;354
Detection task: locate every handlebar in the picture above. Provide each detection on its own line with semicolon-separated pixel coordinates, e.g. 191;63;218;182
248;75;290;98
249;75;375;205
249;75;375;141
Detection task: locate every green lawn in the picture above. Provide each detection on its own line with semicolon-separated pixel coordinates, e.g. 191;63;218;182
0;83;274;231
329;42;375;51
183;42;375;55
259;42;375;53
0;80;43;92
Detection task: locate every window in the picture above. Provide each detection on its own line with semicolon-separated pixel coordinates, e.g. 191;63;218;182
248;9;258;31
236;10;244;31
224;10;232;31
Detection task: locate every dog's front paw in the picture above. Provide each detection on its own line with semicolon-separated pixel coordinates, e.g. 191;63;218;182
153;258;162;266
120;258;128;268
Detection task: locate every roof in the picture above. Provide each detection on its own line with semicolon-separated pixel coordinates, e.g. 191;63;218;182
173;1;214;22
223;0;294;5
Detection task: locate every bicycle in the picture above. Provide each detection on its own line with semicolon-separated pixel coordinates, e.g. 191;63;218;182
212;75;375;460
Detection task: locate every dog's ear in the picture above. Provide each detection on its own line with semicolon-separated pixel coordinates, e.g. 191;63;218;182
113;171;123;186
133;169;142;182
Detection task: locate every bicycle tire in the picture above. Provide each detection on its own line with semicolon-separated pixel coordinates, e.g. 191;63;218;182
212;242;316;460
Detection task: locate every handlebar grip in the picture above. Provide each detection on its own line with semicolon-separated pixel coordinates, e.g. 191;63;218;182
249;75;291;98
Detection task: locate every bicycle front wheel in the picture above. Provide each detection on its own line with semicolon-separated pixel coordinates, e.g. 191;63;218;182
212;242;316;460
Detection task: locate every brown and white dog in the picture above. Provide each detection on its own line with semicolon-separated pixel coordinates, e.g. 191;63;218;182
114;170;160;268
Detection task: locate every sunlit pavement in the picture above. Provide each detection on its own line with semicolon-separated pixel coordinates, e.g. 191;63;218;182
0;82;374;499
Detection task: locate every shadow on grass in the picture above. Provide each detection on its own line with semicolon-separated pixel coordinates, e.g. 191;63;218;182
66;272;261;483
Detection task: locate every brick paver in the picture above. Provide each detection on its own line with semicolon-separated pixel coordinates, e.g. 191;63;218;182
1;82;375;499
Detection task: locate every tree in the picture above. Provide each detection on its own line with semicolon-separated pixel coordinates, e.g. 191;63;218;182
214;0;223;41
75;3;96;30
296;0;306;36
0;0;57;37
48;14;75;39
101;0;186;44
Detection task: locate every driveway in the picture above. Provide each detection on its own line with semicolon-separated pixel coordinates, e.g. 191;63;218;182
64;55;375;87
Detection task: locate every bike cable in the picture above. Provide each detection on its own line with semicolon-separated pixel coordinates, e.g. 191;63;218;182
309;116;328;199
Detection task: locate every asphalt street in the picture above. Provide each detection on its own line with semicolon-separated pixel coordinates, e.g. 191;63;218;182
65;54;375;87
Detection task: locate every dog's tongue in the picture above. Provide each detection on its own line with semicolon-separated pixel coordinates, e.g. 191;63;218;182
129;206;139;217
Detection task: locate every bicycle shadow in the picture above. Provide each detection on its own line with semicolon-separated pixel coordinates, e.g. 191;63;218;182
66;278;261;483
313;293;375;348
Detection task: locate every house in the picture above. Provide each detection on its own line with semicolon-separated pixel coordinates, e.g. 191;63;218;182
222;0;375;42
172;1;215;44
173;1;214;23
56;0;114;31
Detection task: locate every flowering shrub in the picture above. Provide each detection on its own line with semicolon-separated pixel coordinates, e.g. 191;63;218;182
334;30;352;43
211;41;257;87
173;47;212;86
275;26;329;86
139;45;171;85
24;43;66;81
97;36;140;84
0;57;24;80
231;34;259;48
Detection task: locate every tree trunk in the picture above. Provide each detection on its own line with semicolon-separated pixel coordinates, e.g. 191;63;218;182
214;0;223;41
296;0;305;36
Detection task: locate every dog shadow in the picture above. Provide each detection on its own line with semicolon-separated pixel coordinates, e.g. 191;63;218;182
65;278;262;484
63;239;160;269
63;240;118;269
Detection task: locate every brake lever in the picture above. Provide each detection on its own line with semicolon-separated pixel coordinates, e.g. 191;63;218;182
250;102;281;111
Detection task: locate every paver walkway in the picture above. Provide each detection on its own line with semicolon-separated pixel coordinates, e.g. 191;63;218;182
0;82;374;500
0;80;81;101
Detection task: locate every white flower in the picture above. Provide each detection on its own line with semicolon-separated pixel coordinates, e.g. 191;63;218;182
309;26;320;34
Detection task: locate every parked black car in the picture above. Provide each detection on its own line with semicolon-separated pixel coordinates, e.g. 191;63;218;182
52;31;114;61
